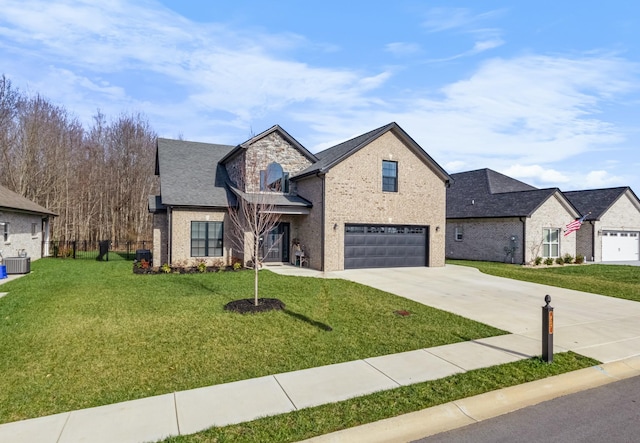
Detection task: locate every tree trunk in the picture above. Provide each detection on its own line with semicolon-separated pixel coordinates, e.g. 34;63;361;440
254;236;259;306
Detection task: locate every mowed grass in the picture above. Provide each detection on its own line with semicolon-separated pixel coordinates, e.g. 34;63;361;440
448;260;640;302
0;259;505;424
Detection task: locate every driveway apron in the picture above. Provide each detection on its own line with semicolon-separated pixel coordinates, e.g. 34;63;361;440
327;265;640;363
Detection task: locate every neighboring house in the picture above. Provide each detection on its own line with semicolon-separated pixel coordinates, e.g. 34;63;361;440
150;122;451;271
446;169;580;264
564;187;640;262
0;184;57;260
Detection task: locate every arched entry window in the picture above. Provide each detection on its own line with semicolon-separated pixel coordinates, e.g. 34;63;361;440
260;162;289;192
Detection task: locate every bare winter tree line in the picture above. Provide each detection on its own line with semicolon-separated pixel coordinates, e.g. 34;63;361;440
0;74;157;243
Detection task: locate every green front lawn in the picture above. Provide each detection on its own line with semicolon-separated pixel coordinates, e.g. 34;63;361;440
447;260;640;302
0;259;505;424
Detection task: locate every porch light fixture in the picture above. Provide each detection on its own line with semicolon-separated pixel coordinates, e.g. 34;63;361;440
333;223;338;230
435;226;440;232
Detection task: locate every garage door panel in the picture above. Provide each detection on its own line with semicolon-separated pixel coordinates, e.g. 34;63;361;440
344;224;428;269
602;231;639;261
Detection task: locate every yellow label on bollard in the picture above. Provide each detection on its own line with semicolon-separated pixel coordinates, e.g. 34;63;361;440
549;311;554;334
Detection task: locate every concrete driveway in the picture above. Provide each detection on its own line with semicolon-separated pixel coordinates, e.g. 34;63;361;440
326;265;640;363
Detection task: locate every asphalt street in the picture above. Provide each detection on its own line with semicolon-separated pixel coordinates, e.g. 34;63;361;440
414;375;640;443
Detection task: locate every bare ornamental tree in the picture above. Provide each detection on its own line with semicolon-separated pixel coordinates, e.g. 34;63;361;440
227;170;283;307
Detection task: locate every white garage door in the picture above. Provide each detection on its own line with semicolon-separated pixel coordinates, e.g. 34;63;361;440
602;231;639;261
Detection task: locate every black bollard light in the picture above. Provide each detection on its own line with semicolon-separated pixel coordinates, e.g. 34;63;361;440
542;294;554;363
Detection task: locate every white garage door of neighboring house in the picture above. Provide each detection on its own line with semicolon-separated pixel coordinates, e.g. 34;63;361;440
602;231;639;261
344;224;428;269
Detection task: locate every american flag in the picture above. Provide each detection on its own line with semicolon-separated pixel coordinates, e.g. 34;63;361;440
564;213;588;236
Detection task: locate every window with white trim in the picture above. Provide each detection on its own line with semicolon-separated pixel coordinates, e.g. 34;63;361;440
454;227;463;241
542;228;560;257
32;223;38;237
1;222;8;242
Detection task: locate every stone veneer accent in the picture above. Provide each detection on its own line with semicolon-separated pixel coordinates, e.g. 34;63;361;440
321;131;447;272
228;132;313;194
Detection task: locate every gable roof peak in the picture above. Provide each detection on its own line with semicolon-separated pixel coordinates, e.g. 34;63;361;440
294;122;450;183
220;124;317;164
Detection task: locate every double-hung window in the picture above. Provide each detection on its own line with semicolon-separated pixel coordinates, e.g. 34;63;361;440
542;228;560;257
1;222;8;242
191;221;223;257
382;160;398;192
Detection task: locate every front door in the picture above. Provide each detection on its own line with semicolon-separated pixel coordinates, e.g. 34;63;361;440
262;223;290;263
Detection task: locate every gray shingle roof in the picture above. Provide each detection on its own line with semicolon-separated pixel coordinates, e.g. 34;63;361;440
293;122;450;182
0;184;57;216
156;138;236;208
564;187;638;221
228;185;312;207
447;169;576;218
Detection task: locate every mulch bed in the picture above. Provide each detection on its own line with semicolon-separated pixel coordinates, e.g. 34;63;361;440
224;298;285;314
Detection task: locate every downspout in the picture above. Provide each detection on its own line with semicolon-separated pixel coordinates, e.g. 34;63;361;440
167;206;172;265
520;216;526;264
589;220;595;262
318;172;325;272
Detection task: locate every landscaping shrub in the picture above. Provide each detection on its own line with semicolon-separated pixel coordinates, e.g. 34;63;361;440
555;257;564;265
575;254;585;264
563;253;574;264
544;257;554;266
534;256;543;266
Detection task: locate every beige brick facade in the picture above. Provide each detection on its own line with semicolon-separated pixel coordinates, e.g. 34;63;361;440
294;175;324;270
154;125;449;272
446;193;578;264
321;131;447;271
446;218;524;263
526;194;577;262
0;211;46;259
170;208;232;267
577;191;640;262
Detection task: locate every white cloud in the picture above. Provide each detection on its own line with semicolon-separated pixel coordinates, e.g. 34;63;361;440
384;42;422;57
444;160;467;172
583;170;625;188
422;8;505;33
502;164;570;185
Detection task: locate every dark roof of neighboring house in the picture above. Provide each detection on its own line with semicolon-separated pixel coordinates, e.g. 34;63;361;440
155;138;237;208
447;168;579;219
563;187;640;221
293;122;451;182
0;184;57;216
219;124;317;165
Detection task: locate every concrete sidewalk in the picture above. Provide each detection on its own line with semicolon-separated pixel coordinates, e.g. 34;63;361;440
2;264;640;442
0;333;570;443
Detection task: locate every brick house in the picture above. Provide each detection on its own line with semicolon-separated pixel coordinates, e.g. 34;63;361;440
564;187;640;262
445;169;581;264
150;122;451;271
0;184;56;260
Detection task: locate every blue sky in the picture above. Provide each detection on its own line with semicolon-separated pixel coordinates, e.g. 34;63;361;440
2;0;639;192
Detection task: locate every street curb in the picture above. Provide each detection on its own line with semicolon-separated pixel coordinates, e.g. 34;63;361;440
298;355;640;443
